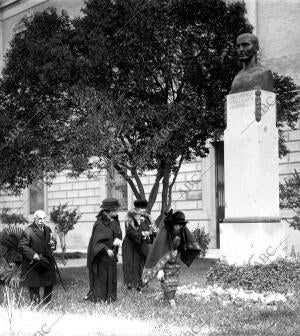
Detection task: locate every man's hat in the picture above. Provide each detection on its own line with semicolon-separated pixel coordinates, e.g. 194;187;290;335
100;198;121;211
164;209;188;226
134;199;148;209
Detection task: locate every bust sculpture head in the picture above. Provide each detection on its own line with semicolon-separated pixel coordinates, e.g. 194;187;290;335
236;33;259;63
230;33;273;94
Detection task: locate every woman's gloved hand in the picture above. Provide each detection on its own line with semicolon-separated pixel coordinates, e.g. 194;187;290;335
157;270;164;281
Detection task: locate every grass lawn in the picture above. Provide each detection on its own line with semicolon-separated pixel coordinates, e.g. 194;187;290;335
1;258;300;336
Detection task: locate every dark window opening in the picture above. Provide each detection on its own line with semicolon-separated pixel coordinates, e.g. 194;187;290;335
29;179;44;214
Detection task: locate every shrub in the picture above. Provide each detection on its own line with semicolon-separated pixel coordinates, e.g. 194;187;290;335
0;208;28;226
54;251;86;259
0;226;23;287
280;169;300;230
191;224;211;257
50;203;81;253
206;259;300;293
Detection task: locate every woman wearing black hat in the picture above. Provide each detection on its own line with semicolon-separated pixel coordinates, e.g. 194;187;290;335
122;199;157;291
142;209;201;306
86;198;122;302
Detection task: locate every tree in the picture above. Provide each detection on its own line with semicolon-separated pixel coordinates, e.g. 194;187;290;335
0;1;299;224
273;73;300;157
49;203;81;253
0;208;28;225
280;170;300;230
0;9;80;194
69;0;252;224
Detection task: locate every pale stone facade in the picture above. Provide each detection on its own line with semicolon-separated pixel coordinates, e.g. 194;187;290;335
0;0;299;255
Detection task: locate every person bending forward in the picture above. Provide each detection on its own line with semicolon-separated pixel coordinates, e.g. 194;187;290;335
142;210;201;306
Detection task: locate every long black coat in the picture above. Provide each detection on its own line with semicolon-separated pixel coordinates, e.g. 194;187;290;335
19;223;56;287
122;212;154;288
87;212;122;302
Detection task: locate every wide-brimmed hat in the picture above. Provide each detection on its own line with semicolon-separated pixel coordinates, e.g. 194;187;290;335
100;198;121;211
134;199;148;209
164;209;188;226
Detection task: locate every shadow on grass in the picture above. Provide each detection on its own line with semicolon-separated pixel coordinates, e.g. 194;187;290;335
57;257;217;292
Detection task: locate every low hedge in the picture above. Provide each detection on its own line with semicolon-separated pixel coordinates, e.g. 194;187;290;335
206;259;300;293
54;252;87;259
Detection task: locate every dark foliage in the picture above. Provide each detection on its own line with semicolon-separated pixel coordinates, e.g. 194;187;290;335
280;170;300;230
0;226;23;287
206;259;300;294
191;225;211;257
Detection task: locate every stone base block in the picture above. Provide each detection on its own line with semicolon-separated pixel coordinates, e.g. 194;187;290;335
220;220;287;265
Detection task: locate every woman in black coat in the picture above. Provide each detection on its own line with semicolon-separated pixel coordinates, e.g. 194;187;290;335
86;198;122;303
122;200;157;291
19;210;56;305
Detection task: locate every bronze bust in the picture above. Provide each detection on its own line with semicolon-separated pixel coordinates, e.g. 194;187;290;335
230;33;273;94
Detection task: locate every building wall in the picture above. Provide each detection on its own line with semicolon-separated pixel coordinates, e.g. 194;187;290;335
257;0;300;86
47;171;106;251
244;0;300;87
280;121;300;252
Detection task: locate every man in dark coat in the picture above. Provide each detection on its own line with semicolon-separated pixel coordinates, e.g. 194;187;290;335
86;198;122;303
122;199;157;291
19;210;57;305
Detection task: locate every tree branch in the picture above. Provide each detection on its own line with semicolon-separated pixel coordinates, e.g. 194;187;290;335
167;154;185;210
155;164;171;227
147;166;164;212
132;169;145;199
114;163;140;199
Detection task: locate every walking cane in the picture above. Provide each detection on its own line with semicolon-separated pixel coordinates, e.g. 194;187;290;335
49;252;67;292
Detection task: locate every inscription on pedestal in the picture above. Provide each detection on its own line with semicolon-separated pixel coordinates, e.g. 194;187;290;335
227;91;254;110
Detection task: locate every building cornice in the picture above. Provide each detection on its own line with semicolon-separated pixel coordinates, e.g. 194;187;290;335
0;0;19;10
0;0;48;20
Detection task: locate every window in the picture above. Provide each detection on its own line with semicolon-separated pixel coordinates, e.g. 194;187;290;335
29;179;44;214
106;167;128;210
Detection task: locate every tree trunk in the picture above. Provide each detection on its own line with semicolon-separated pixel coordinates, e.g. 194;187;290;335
147;166;164;213
115;162;164;214
58;231;66;254
133;170;146;200
167;155;185;210
155;164;171;227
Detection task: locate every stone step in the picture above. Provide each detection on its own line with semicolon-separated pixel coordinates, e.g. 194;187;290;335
204;248;220;259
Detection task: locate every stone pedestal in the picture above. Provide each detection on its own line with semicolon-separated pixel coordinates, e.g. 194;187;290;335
220;90;286;264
